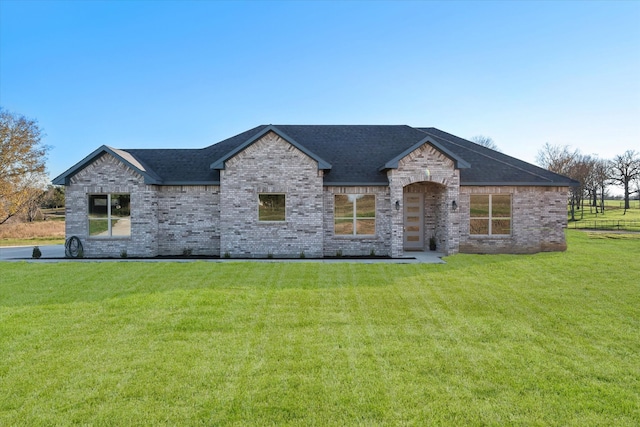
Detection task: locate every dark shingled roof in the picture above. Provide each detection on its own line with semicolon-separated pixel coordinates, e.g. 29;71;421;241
53;125;576;187
417;128;576;185
270;125;455;185
125;125;268;184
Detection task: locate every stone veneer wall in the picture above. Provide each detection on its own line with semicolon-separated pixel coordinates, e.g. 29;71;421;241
65;153;159;257
322;186;392;257
157;185;220;256
219;131;324;258
458;186;568;254
388;143;461;256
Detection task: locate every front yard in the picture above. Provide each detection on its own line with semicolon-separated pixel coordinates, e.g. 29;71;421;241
1;231;638;425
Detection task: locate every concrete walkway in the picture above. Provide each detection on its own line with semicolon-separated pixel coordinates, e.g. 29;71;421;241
0;244;446;264
409;251;446;264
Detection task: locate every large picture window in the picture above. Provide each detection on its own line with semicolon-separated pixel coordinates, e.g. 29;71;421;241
334;194;375;235
258;194;286;221
88;194;131;237
470;194;511;235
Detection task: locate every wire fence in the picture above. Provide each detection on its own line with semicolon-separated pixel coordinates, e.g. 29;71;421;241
568;220;640;232
610;200;640;209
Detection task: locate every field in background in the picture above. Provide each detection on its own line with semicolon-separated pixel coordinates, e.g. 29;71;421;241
40;207;66;221
569;199;640;231
0;220;65;246
1;231;638;425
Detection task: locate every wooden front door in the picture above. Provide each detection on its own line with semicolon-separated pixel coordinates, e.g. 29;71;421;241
403;193;424;250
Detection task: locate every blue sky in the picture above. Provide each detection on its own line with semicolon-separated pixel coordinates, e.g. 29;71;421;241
1;0;639;181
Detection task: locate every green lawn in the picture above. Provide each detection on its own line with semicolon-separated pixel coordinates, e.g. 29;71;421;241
569;200;640;231
571;200;640;221
1;231;639;425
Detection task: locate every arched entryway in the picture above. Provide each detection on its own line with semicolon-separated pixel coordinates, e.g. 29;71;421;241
386;141;462;258
403;182;448;252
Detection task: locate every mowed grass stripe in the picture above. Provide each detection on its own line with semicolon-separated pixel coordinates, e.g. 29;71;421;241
0;231;639;425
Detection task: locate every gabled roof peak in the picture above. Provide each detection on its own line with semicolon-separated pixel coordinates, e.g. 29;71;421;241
380;134;471;171
52;145;162;185
210;125;332;171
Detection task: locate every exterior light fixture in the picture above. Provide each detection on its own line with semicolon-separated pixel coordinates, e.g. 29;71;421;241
395;200;400;211
452;200;458;211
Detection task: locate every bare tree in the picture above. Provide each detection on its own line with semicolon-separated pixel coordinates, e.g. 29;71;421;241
609;150;640;212
590;158;610;215
572;155;597;218
0;108;48;224
25;188;45;222
583;157;598;213
536;143;584;220
572;155;601;219
536;143;578;175
470;135;501;152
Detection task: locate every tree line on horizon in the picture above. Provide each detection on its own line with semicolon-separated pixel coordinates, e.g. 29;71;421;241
471;135;640;220
536;143;640;220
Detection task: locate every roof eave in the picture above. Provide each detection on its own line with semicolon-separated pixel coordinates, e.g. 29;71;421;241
160;181;220;186
461;181;576;187
323;181;389;187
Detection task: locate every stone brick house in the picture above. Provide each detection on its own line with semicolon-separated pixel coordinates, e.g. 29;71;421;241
53;125;575;258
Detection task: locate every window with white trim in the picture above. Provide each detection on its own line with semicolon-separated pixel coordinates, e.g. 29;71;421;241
334;194;375;235
88;194;131;237
470;194;511;235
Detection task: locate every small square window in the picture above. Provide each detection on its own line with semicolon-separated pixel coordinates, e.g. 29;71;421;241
259;194;285;221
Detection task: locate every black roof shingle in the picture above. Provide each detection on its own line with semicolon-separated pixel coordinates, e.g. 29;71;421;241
53;125;576;187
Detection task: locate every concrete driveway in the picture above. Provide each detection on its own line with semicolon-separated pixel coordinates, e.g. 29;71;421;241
0;245;65;260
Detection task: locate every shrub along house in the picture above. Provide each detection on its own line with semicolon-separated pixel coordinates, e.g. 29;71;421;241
53;125;575;258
